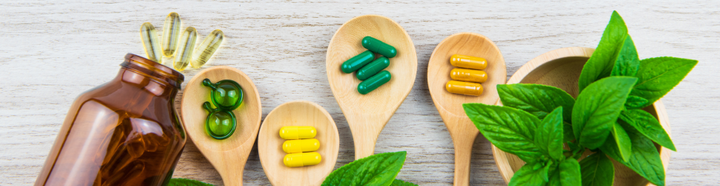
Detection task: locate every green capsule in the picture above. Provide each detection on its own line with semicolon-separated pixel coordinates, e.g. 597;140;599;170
173;27;197;71
356;57;390;80
162;12;181;58
203;78;244;111
140;22;162;64
191;29;224;68
203;102;236;140
341;50;374;73
358;70;391;95
362;36;397;58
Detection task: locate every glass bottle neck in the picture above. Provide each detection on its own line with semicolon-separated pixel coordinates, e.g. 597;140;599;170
119;53;184;96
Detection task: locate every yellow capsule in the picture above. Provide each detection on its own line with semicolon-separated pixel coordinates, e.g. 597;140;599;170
284;152;322;168
282;139;320;154
140;22;162;64
279;126;317;140
450;54;487;70
162;12;181;58
191;29;224;68
450;68;487;83
173;27;197;71
446;80;483;96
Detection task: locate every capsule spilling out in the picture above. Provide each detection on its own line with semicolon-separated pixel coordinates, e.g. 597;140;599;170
162;12;181;58
279;126;317;140
173;27;197;71
284;152;322;168
283;139;320;154
191;29;224;68
140;22;162;64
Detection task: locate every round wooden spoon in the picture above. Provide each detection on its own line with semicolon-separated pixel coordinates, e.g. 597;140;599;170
180;66;262;186
427;32;507;186
326;15;417;159
258;101;340;186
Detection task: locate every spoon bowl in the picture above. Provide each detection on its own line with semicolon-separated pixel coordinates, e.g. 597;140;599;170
258;101;339;186
326;15;417;159
180;66;262;186
427;32;507;186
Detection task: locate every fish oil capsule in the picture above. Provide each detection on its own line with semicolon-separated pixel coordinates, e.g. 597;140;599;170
191;29;224;68
279;126;317;140
140;22;162;64
450;54;487;70
450;68;488;83
282;139;320;154
446;80;483;96
173;27;197;71
284;152;322;168
162;12;181;58
362;36;397;58
358;70;391;95
341;50;374;73
357;56;390;80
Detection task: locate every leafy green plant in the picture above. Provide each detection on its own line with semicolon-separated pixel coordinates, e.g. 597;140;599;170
464;11;696;186
322;151;418;186
167;178;214;186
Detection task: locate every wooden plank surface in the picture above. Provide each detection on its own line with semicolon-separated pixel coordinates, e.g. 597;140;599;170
1;0;718;185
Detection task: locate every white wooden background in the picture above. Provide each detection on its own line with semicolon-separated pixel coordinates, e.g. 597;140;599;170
1;0;718;185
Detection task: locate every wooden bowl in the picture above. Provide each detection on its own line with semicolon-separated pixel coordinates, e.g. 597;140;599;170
492;47;672;186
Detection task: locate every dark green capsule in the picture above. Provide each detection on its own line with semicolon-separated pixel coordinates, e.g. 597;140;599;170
356;56;390;80
362;36;397;58
203;102;237;140
203;78;244;111
358;70;391;95
341;50;374;73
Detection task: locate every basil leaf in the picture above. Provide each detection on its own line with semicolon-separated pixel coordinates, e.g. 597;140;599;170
621;109;676;151
578;11;629;92
463;103;545;163
610;35;640;77
508;162;547;186
611;121;633;162
497;84;575;122
535;107;564;161
602;127;665;186
580;153;615;186
559;158;582;186
168;178;214;186
390;179;418;186
563;122;575;142
322;151;406;186
625;95;649;109
572;76;638;149
548;168;562;186
629;57;698;108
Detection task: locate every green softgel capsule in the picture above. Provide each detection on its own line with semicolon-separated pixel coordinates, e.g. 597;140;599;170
362;36;397;58
341;50;374;73
203;102;236;140
203;78;244;111
356;56;389;80
358;70;391;95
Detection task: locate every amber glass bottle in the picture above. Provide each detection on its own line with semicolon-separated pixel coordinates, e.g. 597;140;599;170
36;54;186;186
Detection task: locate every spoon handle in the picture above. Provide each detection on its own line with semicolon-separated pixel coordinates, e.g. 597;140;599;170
349;123;383;160
449;119;480;186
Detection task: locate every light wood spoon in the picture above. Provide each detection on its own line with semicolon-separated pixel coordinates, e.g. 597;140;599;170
326;15;417;159
427;32;507;186
258;101;340;186
180;66;262;186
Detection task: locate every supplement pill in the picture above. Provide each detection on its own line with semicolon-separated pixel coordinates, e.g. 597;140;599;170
162;12;182;58
450;68;488;83
358;70;391;95
279;126;317;140
446;80;483;96
191;29;224;68
450;54;487;70
362;36;397;58
203;102;237;140
356;57;390;80
341;50;374;73
173;27;197;71
282;139;320;154
140;22;162;64
284;152;322;168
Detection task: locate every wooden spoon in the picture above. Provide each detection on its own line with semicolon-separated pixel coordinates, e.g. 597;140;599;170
258;101;340;186
427;32;507;186
180;66;262;186
326;15;417;159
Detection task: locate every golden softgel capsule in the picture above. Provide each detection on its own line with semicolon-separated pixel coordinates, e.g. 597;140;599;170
450;54;487;70
446;80;483;96
279;126;317;140
284;152;322;168
173;27;197;71
140;22;162;64
283;139;320;154
191;29;224;68
450;68;487;83
162;12;181;58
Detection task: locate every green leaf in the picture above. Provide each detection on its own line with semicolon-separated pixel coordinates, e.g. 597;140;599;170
629;57;698;108
625;95;649;109
563;122;576;142
535;107;565;161
497;84;575;122
611;121;633;162
548;168;562;186
559;158;582;186
610;35;640;77
168;178;214;186
390;179;418;186
463;103;545;163
509;162;547;186
580;153;614;186
578;11;629;92
573;76;638;149
621;109;676;151
601;127;665;186
322;151;406;186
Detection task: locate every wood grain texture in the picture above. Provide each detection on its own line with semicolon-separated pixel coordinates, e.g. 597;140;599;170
0;0;718;185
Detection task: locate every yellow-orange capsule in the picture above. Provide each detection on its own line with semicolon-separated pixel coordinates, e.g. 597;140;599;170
446;80;483;96
284;152;322;168
450;68;487;83
450;54;487;70
283;139;320;154
279;126;317;140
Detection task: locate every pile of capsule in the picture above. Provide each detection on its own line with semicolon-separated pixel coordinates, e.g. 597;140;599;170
445;54;489;96
341;36;398;94
202;78;244;140
140;12;224;71
279;126;322;168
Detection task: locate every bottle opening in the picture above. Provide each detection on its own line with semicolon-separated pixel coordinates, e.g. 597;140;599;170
121;53;184;89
